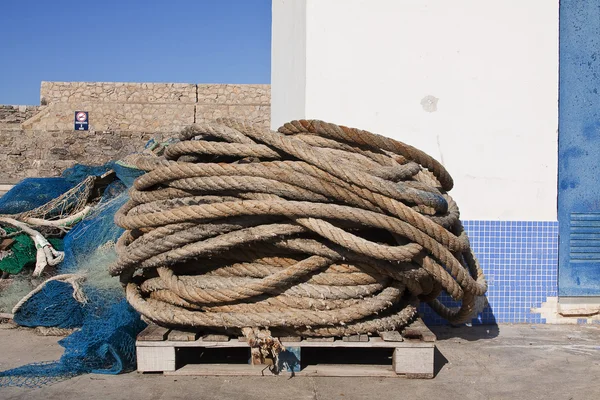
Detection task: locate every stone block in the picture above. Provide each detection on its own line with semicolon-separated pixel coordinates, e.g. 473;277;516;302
41;82;197;105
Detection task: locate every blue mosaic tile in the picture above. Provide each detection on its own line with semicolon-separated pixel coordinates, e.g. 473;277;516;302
420;220;559;325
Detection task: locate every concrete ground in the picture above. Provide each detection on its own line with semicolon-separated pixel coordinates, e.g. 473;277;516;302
0;323;599;400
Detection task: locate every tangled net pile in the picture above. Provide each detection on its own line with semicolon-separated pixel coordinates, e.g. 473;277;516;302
0;165;146;388
111;119;487;336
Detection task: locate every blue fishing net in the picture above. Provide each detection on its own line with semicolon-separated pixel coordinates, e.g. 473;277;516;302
2;300;144;388
13;281;85;329
113;161;146;189
0;163;147;388
61;162;117;185
60;186;128;274
0;178;74;215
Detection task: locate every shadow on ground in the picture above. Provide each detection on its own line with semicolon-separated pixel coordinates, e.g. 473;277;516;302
423;298;501;341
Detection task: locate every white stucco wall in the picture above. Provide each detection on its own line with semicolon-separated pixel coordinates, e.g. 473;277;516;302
272;0;559;221
271;0;306;128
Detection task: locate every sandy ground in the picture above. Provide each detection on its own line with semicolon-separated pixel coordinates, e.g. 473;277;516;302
0;323;599;400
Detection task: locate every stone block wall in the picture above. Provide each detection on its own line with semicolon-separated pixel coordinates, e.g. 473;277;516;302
0;81;271;182
0;105;42;129
26;82;271;132
196;84;270;105
40;82;197;104
23;103;196;132
195;84;270;128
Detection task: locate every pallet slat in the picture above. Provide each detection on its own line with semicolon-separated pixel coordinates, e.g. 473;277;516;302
168;330;199;341
138;325;170;341
302;365;398;377
202;334;230;342
279;336;302;342
342;334;369;342
165;364;399;378
137;337;433;348
306;337;335;342
379;331;403;342
402;319;436;342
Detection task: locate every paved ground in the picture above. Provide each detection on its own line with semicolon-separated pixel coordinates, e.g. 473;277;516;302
0;323;599;400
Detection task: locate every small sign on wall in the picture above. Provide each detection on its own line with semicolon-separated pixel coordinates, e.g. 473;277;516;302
74;111;89;131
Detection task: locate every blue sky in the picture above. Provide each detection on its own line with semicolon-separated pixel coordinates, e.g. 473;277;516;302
0;0;272;105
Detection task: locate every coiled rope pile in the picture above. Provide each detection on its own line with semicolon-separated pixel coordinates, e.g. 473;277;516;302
110;119;487;337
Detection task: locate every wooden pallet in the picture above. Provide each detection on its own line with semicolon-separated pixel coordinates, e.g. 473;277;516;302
136;318;437;378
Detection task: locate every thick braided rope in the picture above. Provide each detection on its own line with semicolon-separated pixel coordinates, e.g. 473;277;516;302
113;119;487;336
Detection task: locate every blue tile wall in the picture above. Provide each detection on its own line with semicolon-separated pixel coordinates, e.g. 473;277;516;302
420;220;559;325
